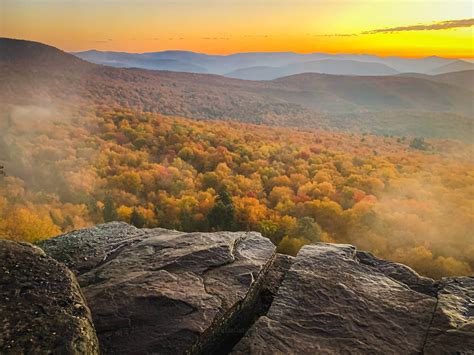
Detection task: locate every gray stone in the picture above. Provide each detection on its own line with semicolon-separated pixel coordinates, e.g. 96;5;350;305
356;250;436;296
233;243;437;354
36;224;474;354
261;254;293;298
40;223;276;354
424;276;474;354
0;240;99;354
37;222;146;274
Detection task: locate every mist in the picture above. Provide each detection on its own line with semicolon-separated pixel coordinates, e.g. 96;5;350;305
346;172;473;278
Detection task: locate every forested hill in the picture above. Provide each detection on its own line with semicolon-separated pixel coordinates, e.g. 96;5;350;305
1;38;473;140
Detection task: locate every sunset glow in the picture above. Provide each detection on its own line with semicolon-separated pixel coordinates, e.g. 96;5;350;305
1;0;473;58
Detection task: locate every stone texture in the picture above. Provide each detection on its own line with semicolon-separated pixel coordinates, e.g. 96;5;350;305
0;240;99;354
38;221;146;275
356;250;436;296
40;223;276;354
35;224;474;354
424;276;474;354
232;243;437;354
260;254;294;299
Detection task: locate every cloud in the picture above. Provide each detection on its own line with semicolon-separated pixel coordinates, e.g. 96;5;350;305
314;18;474;38
363;18;474;34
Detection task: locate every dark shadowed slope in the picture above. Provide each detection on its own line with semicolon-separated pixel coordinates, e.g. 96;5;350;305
271;73;473;113
0;37;92;71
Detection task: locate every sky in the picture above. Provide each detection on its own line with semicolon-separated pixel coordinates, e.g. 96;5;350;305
1;0;473;58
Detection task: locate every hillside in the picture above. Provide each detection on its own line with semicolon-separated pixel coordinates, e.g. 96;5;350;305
271;73;472;113
0;38;90;70
1;38;473;140
399;70;474;92
428;59;474;75
225;59;399;80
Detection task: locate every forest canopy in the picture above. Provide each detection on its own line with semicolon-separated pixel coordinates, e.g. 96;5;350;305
0;107;472;278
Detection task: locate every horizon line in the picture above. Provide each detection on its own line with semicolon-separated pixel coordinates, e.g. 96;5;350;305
2;36;473;60
71;47;472;60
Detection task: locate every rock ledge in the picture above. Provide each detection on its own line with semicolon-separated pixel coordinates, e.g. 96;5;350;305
2;223;472;354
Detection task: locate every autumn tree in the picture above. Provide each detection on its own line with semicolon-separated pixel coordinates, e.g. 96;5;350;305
410;137;429;150
294;217;322;242
130;208;146;228
103;195;118;222
208;186;235;231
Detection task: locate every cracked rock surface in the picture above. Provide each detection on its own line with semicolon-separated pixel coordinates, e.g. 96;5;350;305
356;250;437;297
0;240;99;354
424;276;474;354
37;222;146;275
232;243;439;354
40;222;276;354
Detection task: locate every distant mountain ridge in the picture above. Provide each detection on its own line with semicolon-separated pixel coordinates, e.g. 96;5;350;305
1;38;473;141
73;48;471;78
398;70;474;92
75;49;209;73
225;59;399;80
427;60;474;75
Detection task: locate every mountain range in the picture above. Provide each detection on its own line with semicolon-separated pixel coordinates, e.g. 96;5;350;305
73;49;474;79
1;38;473;140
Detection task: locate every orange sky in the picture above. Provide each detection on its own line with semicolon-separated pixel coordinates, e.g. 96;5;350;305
1;0;473;58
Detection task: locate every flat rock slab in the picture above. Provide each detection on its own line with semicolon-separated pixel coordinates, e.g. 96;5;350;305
424;276;474;354
40;223;276;354
0;240;99;354
233;243;437;354
38;222;146;275
356;250;436;296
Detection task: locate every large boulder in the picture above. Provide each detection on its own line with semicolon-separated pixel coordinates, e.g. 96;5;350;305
233;243;438;354
0;240;99;354
424;276;474;354
40;223;276;354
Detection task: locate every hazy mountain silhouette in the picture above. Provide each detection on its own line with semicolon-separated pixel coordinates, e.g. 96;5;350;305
75;50;209;73
427;60;474;75
225;59;399;80
73;49;468;77
399;70;474;92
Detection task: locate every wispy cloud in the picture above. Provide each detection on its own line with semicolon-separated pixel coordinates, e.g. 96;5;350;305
363;18;474;34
